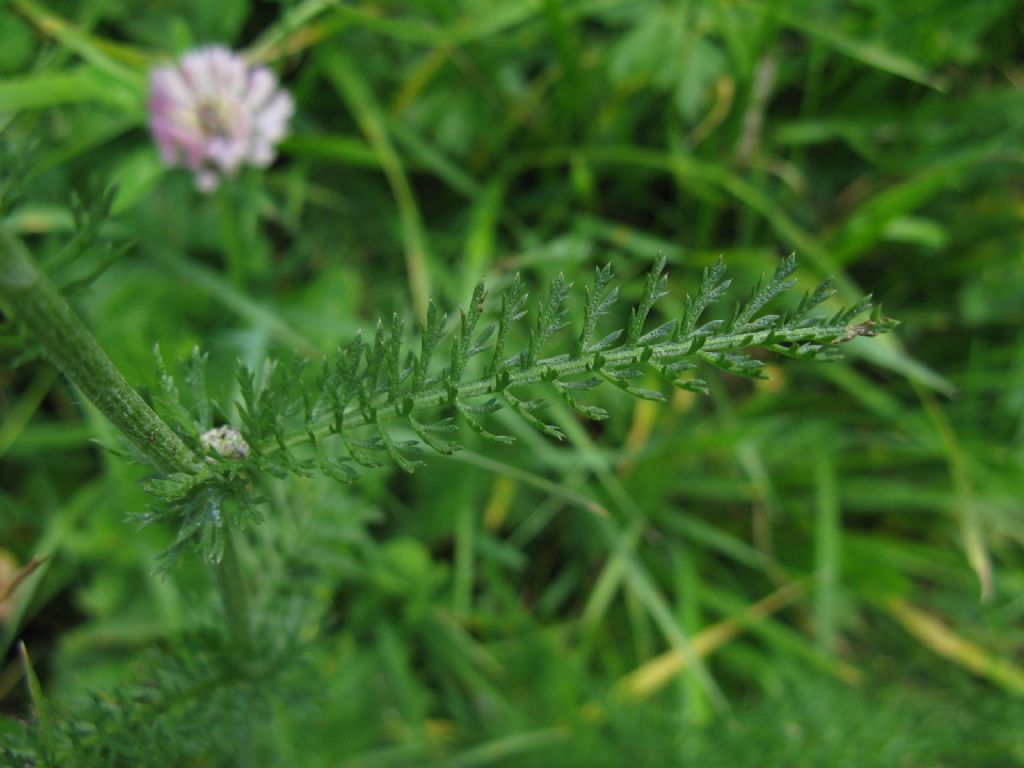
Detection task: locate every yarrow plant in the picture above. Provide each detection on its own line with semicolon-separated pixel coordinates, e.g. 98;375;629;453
148;46;294;192
0;209;896;572
0;200;897;763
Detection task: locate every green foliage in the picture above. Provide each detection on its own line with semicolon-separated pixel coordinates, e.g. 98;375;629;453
2;0;1023;765
2;631;276;768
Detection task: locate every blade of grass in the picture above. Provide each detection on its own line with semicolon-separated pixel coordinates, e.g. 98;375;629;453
826;149;989;265
575;215;690;264
617;581;809;701
321;48;432;322
461;179;506;299
703;585;862;685
0;368;57;459
453;498;476;616
814;449;840;653
609;536;731;711
0;477;108;660
337;743;430;768
708;375;786;581
391;45;451;115
624;577;655;664
36;115;139;176
541;0;582;137
245;0;338;62
11;0;150;80
146;244;321;357
281;134;381;167
885;597;1024;695
326;1;565;47
917;384;991;600
674;547;711;726
617;387;659;478
446;449;608;518
659;514;774;572
0;557;48;603
446;727;570;768
385;115;480;198
18;642;53;760
0;67;140;112
547;403;728;711
482;475;518;531
757;4;944;89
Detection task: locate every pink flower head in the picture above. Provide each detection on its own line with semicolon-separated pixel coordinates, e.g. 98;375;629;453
148;46;294;192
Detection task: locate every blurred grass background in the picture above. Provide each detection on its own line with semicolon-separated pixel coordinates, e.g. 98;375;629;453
2;0;1024;764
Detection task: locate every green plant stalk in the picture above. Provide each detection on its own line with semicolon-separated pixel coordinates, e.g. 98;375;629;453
0;224;252;644
213;534;253;650
217;187;248;288
0;226;196;475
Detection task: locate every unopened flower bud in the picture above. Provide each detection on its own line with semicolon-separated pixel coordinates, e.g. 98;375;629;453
200;425;250;460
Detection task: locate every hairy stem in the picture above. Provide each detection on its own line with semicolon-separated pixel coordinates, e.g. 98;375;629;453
0;225;196;474
0;225;252;643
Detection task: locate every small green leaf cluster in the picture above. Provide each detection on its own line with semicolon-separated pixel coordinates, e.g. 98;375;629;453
147;255;895;561
135;347;263;566
0;131;36;219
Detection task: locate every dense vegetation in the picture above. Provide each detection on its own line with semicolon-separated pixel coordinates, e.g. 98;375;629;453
1;0;1023;764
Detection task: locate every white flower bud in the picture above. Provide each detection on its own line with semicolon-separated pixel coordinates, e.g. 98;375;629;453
200;425;250;460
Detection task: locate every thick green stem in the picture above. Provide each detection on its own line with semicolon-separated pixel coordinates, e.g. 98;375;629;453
0;225;196;475
213;534;253;651
0;225;252;643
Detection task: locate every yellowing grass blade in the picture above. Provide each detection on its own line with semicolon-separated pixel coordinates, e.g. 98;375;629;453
886;597;1024;695
918;385;992;599
19;642;53;757
0;556;49;604
618;581;809;701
